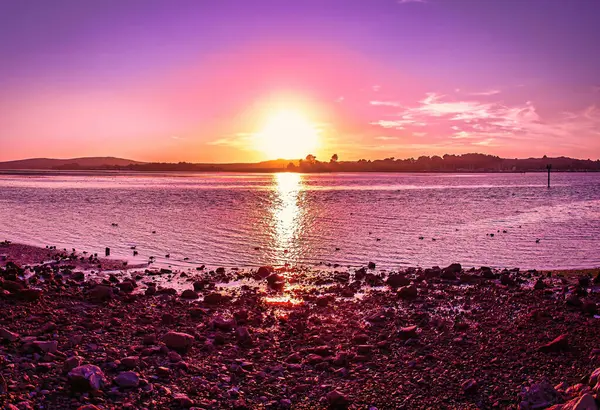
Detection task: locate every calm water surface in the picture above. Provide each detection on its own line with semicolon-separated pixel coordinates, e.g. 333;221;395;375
0;172;599;270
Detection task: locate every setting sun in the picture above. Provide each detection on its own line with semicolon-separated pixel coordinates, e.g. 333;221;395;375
255;109;320;159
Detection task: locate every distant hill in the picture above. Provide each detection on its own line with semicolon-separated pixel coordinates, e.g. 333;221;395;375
0;157;143;170
0;154;599;172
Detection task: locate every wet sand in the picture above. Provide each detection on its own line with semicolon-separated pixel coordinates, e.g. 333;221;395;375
1;241;600;409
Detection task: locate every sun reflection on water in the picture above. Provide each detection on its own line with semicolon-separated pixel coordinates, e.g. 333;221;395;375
272;172;303;264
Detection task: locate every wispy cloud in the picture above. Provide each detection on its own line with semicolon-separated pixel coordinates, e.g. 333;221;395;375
369;91;600;150
370;100;401;107
397;0;426;3
471;89;501;96
375;136;399;140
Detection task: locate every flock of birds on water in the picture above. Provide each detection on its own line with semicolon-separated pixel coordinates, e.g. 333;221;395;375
105;221;544;266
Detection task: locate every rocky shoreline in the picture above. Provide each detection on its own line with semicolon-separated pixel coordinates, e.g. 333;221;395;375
1;242;600;409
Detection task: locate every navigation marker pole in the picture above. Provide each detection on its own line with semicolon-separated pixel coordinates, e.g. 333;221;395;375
546;164;551;188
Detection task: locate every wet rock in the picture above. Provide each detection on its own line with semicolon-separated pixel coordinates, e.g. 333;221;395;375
0;327;19;342
19;288;43;301
203;292;224;305
326;390;350;409
181;289;199;299
68;364;106;391
441;263;461;279
368;262;376;270
266;273;285;289
398;285;418;300
355;267;367;281
114;371;140;388
316;295;332;307
500;274;516;286
386;274;410;288
539;334;569;353
578;276;591;288
117;280;135;293
88;285;113;302
163;331;194;351
534;279;547;290
255;266;273;280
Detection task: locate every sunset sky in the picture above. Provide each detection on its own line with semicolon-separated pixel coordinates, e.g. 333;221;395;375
1;0;599;162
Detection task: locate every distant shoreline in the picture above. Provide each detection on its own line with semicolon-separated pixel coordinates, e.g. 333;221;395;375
1;169;599;176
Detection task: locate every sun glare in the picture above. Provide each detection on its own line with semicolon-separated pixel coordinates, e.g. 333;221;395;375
255;109;320;159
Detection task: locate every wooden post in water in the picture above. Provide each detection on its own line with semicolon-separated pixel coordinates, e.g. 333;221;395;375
546;164;551;188
105;247;110;257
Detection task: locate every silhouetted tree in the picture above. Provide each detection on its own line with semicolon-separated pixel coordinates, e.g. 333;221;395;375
330;153;338;163
305;154;317;164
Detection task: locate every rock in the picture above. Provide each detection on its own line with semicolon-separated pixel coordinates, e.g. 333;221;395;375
398;285;418;300
386;274;410;288
212;316;236;331
266;273;285;289
114;371;140;388
462;379;478;394
566;294;583;307
398;326;418;340
326;390;350;409
88;285;113;302
368;262;376;270
539;334;569;353
63;356;83;372
68;364;106;391
355;267;367;281
590;368;600;386
582;301;598;315
256;266;273;279
500;274;516;286
173;393;194;408
0;327;19;342
316;296;332;307
441;263;461;279
520;381;560;409
117;280;135;292
203;292;224;304
236;326;253;346
121;356;139;369
578;276;591;288
163;331;194;351
33;340;58;353
561;393;598;410
19;288;43;301
181;289;199;299
77;406;101;410
192;281;205;291
168;351;182;362
534;279;547;290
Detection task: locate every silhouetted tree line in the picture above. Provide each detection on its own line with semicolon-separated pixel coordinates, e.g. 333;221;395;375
52;154;600;173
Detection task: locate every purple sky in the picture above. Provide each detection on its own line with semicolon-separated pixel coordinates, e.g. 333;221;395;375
1;0;599;162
